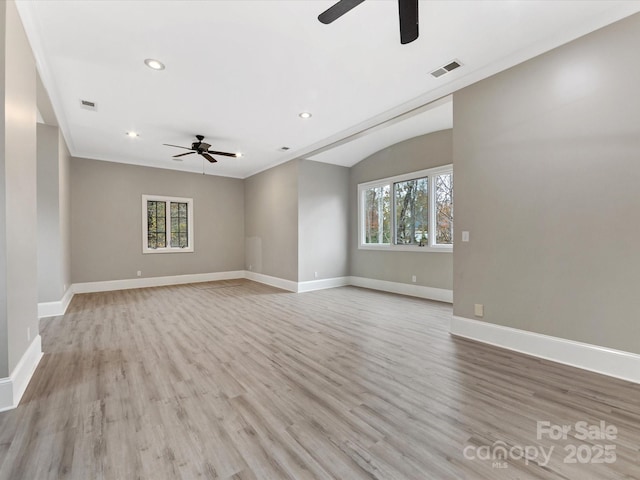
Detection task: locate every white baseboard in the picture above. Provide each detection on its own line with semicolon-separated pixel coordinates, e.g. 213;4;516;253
38;286;74;318
349;276;453;303
451;316;640;384
72;270;245;294
0;335;43;412
297;276;350;293
0;378;11;412
62;271;451;306
243;271;298;292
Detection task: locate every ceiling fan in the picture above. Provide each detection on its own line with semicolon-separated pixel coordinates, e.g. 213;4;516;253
163;135;239;163
318;0;419;45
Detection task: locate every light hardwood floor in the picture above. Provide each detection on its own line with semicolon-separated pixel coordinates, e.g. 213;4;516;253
0;280;638;479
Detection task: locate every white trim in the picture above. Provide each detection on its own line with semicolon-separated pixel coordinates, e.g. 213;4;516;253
69;271;452;304
349;276;453;303
243;271;298;292
358;164;453;189
357;165;453;250
358;244;453;253
451;316;640;385
73;271;245;294
37;287;74;318
142;194;194;254
0;336;44;412
297;277;350;293
0;378;12;412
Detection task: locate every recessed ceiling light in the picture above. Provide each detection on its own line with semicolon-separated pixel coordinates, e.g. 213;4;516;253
144;58;165;70
126;131;139;137
299;112;312;119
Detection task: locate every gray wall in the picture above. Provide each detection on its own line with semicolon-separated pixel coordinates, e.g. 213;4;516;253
453;13;640;353
59;130;71;294
0;0;8;378
244;160;299;282
70;158;245;283
0;0;39;376
37;124;61;301
349;130;453;290
298;160;349;282
37;124;72;302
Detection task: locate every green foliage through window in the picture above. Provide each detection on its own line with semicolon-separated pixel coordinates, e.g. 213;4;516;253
394;177;428;245
364;185;390;244
170;202;189;248
435;173;453;245
143;195;193;252
359;166;453;249
147;201;166;248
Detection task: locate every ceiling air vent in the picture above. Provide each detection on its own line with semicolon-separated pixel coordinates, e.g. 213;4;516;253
430;59;462;78
80;99;97;111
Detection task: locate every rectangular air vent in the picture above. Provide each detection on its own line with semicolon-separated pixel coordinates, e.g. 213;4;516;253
444;61;461;72
430;59;462;78
80;99;97;111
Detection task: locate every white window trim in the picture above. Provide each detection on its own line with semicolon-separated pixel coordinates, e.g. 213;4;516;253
142;194;194;254
357;165;453;253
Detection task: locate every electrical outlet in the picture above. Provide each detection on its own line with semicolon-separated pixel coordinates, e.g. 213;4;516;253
249;264;253;271
411;275;417;283
474;304;484;317
314;271;319;279
137;270;142;277
27;327;31;342
462;231;470;242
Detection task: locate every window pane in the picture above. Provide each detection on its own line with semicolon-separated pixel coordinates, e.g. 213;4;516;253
147;201;166;248
170;202;189;248
435;173;453;245
363;185;390;244
394;177;428;245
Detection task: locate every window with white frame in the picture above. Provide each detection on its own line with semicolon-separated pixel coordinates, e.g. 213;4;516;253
142;195;194;253
358;165;453;251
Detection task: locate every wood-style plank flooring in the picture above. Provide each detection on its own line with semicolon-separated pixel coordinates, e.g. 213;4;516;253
0;280;638;479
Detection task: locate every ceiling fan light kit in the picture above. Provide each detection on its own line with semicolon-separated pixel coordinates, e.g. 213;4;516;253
318;0;419;45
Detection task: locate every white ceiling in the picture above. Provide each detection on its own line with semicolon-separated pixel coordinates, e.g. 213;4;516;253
308;95;452;166
17;0;640;178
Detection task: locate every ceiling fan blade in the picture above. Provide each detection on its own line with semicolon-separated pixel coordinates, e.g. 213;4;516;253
207;150;237;158
163;143;192;150
318;0;365;24
202;153;217;163
398;0;418;44
173;151;195;158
